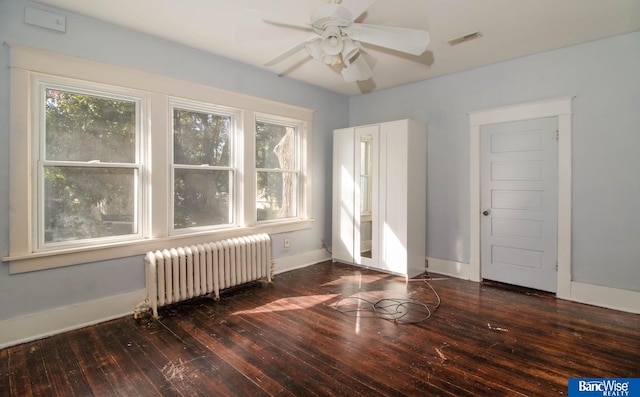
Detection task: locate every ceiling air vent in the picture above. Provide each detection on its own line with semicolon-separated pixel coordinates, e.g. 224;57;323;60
447;31;483;46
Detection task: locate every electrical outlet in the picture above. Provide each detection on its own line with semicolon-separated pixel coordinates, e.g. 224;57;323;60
284;238;290;248
425;259;429;269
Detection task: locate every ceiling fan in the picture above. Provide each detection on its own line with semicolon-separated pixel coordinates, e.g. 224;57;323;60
263;0;430;83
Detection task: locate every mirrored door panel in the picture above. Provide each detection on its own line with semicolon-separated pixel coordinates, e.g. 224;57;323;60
355;126;378;266
360;135;373;259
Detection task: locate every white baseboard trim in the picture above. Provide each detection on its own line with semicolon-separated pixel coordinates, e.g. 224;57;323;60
426;256;640;314
0;289;146;349
569;281;640;314
556;270;572;300
426;257;475;280
274;248;331;274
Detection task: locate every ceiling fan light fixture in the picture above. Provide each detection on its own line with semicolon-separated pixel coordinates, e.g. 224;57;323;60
341;38;359;62
341;38;372;82
341;52;372;82
322;37;343;56
306;39;339;64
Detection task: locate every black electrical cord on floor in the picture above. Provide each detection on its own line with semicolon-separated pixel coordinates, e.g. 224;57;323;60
334;273;441;324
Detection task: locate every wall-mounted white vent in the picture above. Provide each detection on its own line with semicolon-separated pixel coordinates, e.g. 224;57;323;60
25;7;67;33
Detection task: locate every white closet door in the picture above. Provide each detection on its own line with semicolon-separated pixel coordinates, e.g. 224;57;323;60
379;121;409;274
405;120;428;278
332;128;356;263
379;120;426;277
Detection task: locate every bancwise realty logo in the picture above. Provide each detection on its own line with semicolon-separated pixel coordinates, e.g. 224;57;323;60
569;378;640;396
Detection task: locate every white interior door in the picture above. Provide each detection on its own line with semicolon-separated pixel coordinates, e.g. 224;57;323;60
480;117;558;292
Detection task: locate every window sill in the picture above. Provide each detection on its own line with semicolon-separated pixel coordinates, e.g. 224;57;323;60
4;219;314;274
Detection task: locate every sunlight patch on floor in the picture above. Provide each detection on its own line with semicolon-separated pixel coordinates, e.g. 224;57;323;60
231;294;338;315
321;271;393;287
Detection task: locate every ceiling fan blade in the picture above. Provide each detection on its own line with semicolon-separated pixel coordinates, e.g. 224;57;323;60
344;23;430;56
264;37;317;66
262;17;312;32
340;0;375;21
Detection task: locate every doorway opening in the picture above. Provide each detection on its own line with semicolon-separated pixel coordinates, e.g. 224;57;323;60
469;97;574;298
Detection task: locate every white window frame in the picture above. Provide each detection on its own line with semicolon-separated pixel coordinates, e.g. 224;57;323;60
5;44;314;274
255;114;304;224
34;78;147;251
169;99;240;234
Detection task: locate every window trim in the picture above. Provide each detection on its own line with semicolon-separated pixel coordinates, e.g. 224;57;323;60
5;43;314;274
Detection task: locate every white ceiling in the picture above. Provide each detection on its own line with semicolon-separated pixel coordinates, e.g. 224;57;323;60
32;0;640;96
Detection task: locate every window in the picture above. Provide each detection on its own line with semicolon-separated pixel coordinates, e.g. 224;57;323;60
38;82;143;249
6;45;313;273
171;101;237;231
255;118;301;222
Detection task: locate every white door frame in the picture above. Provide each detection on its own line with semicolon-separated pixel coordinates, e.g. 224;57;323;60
469;97;574;298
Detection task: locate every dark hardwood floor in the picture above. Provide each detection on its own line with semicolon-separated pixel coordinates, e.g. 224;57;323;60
2;261;639;396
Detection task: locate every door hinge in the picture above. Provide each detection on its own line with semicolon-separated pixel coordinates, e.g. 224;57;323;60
556;261;558;270
556;130;559;140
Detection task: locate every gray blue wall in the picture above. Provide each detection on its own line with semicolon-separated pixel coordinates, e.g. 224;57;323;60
0;0;349;321
350;31;640;292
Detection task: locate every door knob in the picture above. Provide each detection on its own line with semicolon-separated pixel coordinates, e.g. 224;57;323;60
482;210;490;216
